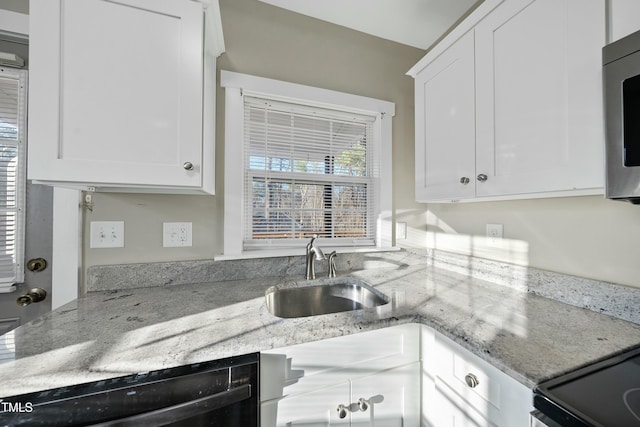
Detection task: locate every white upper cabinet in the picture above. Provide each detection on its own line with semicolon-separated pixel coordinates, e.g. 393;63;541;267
409;0;606;202
475;0;605;198
28;0;224;194
414;31;476;202
609;0;640;42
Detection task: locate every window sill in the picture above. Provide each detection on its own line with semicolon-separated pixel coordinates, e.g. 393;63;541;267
214;246;400;261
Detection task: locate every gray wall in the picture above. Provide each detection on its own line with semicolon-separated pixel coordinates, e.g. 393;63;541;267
82;0;427;268
0;0;28;15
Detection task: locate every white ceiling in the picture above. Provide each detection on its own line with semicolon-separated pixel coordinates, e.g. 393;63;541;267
257;0;481;50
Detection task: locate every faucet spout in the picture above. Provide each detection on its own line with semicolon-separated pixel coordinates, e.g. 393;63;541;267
305;235;325;280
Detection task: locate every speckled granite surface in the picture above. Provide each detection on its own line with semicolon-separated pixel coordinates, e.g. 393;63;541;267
2;251;640;397
87;249;640;324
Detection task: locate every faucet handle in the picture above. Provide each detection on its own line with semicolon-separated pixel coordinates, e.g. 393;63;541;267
328;251;337;278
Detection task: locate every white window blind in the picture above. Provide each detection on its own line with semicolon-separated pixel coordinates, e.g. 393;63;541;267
0;68;26;292
243;96;379;250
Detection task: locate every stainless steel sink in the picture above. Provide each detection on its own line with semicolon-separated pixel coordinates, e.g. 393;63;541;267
265;278;389;318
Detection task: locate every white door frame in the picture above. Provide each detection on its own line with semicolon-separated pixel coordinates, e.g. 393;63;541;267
1;9;80;309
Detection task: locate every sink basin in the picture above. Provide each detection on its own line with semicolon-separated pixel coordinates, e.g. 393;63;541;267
265;278;389;318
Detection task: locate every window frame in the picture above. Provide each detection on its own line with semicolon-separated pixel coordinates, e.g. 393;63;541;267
220;71;395;258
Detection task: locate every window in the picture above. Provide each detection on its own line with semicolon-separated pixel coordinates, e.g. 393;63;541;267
221;71;394;257
0;67;26;292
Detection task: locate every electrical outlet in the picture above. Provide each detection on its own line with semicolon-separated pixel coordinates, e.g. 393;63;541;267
396;222;407;240
486;223;503;247
90;221;125;248
163;222;193;247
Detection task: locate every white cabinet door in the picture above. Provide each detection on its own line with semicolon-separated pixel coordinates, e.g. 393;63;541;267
422;326;533;427
474;0;605;197
350;363;420;427
29;0;209;192
609;0;640;42
261;383;351;427
261;324;420;400
431;385;496;427
414;31;476;202
261;325;421;427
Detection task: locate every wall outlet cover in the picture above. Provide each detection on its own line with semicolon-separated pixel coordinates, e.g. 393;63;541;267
90;221;125;249
163;222;193;247
486;223;503;247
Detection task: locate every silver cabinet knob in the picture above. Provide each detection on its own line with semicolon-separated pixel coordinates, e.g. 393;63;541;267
183;162;194;171
357;398;368;412
465;373;479;388
460;177;470;185
476;174;488;182
337;404;348;419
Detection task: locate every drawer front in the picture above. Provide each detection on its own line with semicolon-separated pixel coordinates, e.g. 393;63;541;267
423;328;533;426
261;323;420;401
432;335;501;413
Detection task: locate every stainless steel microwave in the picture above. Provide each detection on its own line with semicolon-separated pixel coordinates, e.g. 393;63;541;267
603;29;640;203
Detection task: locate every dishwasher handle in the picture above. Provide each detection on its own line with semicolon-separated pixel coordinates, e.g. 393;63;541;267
89;384;252;427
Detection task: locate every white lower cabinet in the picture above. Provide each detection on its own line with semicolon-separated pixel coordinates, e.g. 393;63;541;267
261;382;351;426
350;363;421;427
260;324;421;427
260;324;533;427
421;327;533;427
261;363;420;427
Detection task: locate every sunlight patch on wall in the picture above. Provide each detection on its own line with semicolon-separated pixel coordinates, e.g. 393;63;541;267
425;209;530;340
426;209;530;267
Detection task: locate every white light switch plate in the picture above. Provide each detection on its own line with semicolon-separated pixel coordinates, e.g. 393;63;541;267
163;222;193;247
90;221;125;248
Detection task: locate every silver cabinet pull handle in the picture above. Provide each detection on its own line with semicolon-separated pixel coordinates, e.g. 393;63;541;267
460;177;470;185
465;373;480;388
183;162;194;171
477;174;488;182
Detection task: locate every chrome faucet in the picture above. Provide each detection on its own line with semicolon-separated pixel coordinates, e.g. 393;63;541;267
305;234;325;280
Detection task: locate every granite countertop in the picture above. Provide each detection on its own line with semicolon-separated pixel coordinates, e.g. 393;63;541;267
1;252;640;397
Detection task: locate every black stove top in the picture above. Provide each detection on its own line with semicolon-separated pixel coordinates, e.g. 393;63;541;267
534;347;640;427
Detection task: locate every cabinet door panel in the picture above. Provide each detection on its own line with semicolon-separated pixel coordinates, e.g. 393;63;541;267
350;363;420;427
415;31;476;202
261;383;351;427
261;324;420;400
475;0;605;196
432;384;496;427
29;0;204;189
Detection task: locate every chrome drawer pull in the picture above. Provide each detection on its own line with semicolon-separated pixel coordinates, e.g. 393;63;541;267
465;373;479;388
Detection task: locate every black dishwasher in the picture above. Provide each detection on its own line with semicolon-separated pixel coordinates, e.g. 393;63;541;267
0;353;259;427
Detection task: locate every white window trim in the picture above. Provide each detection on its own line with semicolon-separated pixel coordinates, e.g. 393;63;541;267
0;67;27;292
219;70;395;259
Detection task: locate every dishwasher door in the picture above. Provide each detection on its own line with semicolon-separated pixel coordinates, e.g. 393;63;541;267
0;353;259;427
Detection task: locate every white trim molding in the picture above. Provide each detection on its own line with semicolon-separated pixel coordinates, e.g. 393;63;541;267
220;70;395;257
